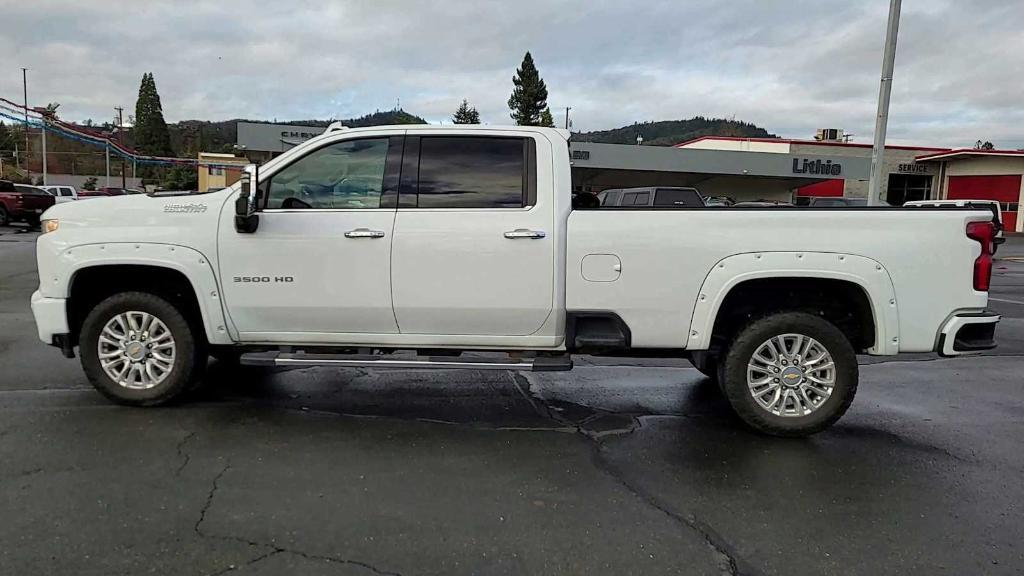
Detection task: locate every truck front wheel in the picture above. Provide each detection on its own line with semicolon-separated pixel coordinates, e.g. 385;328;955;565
720;312;858;437
79;292;205;406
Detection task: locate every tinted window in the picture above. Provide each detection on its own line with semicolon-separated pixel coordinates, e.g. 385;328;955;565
416;137;526;208
598;190;620;206
632;192;650;205
61;188;74;197
654;188;701;207
266;138;389;209
0;181;15;193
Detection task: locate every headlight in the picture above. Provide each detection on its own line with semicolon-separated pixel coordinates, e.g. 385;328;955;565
41;219;60;234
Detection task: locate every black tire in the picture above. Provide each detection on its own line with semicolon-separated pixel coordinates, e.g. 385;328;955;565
720;312;858;437
0;205;8;226
80;292;206;406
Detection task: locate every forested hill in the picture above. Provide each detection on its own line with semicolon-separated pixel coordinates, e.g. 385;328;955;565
575;116;777;146
168;109;427;154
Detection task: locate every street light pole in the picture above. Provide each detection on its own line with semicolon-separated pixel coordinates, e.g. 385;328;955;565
41;117;47;185
867;0;902;206
115;106;126;189
21;67;29;180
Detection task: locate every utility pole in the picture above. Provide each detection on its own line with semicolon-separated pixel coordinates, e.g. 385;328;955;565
115;106;126;189
564;107;572;130
40;116;47;185
867;0;902;206
21;67;29;180
105;142;110;187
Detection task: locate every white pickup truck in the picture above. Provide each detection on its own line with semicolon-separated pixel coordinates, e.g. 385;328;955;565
30;125;1000;436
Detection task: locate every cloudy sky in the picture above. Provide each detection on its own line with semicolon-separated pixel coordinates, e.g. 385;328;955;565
2;0;1022;148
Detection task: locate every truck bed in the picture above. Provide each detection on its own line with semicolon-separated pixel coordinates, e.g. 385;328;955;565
567;207;991;352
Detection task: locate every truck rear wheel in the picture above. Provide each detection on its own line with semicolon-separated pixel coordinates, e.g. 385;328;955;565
720;312;857;437
79;292;205;406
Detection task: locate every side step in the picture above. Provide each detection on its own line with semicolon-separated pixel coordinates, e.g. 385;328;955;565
239;352;573;372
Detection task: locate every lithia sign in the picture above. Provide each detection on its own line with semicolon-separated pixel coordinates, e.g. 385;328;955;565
792;158;842;176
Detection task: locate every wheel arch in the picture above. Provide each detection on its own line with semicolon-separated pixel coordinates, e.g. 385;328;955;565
59;243;234;346
689;252;899;355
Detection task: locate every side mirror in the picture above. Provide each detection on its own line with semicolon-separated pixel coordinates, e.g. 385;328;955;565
234;164;259;233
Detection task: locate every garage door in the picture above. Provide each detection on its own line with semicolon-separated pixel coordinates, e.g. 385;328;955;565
947;175;1021;232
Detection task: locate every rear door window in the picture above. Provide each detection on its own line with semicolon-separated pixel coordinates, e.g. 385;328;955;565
631;191;650;205
415;137;528;209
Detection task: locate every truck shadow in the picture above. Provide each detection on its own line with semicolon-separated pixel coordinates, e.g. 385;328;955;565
192;359;741;431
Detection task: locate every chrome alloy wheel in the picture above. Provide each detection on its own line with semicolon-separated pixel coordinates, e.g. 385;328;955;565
97;311;176;390
746;333;836;417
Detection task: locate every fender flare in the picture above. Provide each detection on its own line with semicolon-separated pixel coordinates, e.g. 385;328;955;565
687;251;900;355
55;242;234;345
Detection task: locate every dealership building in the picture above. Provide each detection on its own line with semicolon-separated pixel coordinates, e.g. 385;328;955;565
234;121;1023;232
678;135;1024;231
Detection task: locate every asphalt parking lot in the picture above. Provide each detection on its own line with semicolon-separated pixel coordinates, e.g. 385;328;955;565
2;225;1023;576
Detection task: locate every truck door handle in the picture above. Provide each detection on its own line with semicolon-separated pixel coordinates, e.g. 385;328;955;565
344;228;386;239
504;228;546;239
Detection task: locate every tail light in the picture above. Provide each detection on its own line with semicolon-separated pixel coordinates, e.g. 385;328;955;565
966;221;995;291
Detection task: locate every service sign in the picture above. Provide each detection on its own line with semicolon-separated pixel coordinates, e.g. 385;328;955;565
897;163;931;174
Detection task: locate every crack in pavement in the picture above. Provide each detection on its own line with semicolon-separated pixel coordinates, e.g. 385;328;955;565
175;430;197;476
194;463;232;536
587;442;745;576
192;462;404;576
513;372;747;576
204;549;282;576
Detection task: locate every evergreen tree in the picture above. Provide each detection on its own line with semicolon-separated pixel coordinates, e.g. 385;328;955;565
507;52;548;126
452;99;481;124
540;107;555;128
133;73;174;157
0;121;12;152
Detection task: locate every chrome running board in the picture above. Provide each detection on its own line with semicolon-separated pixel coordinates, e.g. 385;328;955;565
239;352;573;372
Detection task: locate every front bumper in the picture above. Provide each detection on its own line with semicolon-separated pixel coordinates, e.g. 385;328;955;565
30;290;69;345
937;311;1000;357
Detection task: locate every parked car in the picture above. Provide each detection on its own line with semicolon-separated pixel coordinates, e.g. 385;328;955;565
598;186;704;207
78;188;126;199
41;185;79;203
0;180;56;227
703;196;734;207
808;197;891;207
733;200;795;207
31;125;1000;437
